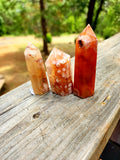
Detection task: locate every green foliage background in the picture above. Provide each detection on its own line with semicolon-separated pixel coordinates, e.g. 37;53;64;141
0;0;120;38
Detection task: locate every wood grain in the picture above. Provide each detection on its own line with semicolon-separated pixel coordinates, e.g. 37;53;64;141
0;33;120;160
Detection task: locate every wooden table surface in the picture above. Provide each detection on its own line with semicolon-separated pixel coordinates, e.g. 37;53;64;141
0;33;120;160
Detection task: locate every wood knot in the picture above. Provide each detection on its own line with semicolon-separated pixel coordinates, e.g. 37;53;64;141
33;112;40;119
78;40;83;47
101;95;111;106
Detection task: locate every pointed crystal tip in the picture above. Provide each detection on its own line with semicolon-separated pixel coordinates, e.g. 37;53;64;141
24;43;39;57
45;47;70;66
27;42;37;50
80;24;97;41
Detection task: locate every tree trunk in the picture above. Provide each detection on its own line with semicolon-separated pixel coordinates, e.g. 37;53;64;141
39;0;49;55
86;0;96;26
92;0;105;30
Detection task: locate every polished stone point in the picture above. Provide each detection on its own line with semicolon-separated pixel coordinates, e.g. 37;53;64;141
24;42;49;95
74;24;98;98
45;47;73;96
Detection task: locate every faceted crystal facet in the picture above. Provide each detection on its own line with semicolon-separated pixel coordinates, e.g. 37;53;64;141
74;24;97;98
45;48;73;96
24;43;49;95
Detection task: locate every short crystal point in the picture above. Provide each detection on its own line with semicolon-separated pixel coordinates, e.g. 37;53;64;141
74;25;97;98
45;48;73;96
24;43;49;95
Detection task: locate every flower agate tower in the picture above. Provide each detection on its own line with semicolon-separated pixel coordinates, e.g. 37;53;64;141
45;48;73;96
24;43;49;95
74;24;97;98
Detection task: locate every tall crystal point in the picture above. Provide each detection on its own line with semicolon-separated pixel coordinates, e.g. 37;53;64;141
74;24;97;98
45;48;73;96
24;43;49;95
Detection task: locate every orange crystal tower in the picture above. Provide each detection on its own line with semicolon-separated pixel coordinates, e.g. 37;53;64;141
24;43;49;95
45;48;73;96
74;24;97;98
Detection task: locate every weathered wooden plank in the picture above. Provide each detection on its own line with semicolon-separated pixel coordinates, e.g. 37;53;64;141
0;81;31;114
0;33;120;160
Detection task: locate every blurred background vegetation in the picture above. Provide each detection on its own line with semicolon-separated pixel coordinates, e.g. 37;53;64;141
0;0;120;40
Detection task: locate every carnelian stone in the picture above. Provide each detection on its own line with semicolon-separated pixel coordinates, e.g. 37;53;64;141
74;24;97;98
24;43;49;95
45;48;73;96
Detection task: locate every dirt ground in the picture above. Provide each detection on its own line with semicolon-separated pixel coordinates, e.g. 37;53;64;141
0;34;78;95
